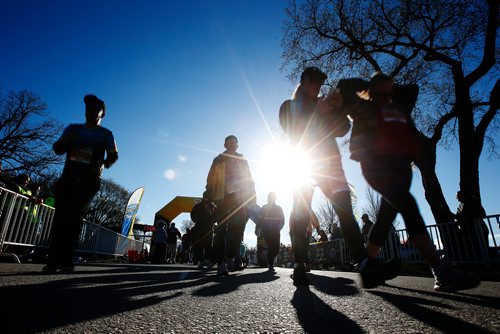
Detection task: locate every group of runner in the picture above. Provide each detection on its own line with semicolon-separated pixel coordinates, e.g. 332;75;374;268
41;67;480;293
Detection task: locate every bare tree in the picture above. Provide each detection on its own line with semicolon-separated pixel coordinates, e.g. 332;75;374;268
30;171;59;200
85;178;130;232
0;89;63;177
363;187;381;223
180;219;195;233
282;0;499;223
316;193;339;233
362;187;401;229
316;188;357;233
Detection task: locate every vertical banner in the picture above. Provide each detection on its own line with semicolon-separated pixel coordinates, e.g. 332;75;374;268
121;187;145;236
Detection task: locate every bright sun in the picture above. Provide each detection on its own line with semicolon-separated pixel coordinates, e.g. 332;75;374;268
256;143;314;196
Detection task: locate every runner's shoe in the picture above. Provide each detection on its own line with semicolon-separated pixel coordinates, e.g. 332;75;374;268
291;265;309;286
58;265;75;274
433;265;481;292
206;261;214;270
217;262;229;276
359;258;388;289
42;264;60;274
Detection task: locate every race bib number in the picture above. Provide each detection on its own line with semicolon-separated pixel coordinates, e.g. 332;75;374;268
69;147;93;164
381;107;407;123
226;180;244;194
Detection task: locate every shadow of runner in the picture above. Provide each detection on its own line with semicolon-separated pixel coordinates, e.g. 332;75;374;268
192;271;279;296
384;283;500;310
369;290;495;334
0;263;203;278
307;273;360;297
0;270;214;333
291;288;364;334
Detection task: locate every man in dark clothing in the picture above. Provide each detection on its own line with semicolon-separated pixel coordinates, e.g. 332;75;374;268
43;94;118;274
203;135;256;275
166;222;181;263
180;228;192;263
190;199;216;269
259;192;285;271
152;222;168;263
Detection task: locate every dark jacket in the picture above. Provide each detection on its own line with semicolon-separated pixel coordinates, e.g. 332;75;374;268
336;79;419;162
203;151;256;206
166;226;181;244
260;203;285;234
279;97;350;145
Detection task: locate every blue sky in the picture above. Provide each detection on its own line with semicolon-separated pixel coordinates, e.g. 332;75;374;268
1;0;498;248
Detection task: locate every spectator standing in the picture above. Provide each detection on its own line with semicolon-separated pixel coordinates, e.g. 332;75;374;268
180;228;192;263
190;199;216;269
43;94;118;274
166;222;181;264
259;192;285;271
318;230;328;242
330;223;343;241
152;222;168;263
6;174;35;201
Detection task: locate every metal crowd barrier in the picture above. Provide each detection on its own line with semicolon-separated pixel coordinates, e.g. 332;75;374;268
0;186;143;258
307;214;499;271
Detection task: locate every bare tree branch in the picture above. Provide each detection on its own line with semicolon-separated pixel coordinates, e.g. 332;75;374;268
0;90;63;177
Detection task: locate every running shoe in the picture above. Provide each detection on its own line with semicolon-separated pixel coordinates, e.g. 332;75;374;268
433;265;481;292
291;265;309;286
217;262;229;276
359;258;389;289
42;264;59;274
58;265;75;274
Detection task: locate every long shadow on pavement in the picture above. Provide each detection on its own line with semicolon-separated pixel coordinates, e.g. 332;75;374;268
192;270;279;296
369;290;495;334
384;283;500;310
291;288;365;334
0;268;215;333
0;263;201;277
307;273;360;297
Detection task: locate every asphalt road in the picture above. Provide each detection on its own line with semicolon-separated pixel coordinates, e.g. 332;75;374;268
0;263;499;333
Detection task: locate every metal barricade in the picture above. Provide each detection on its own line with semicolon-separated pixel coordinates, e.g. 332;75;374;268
330;215;499;270
0;186;144;258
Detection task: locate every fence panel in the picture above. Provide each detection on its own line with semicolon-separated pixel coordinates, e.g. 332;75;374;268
331;215;499;269
0;186;144;258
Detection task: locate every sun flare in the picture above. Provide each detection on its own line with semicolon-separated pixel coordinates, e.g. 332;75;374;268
256;143;314;196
